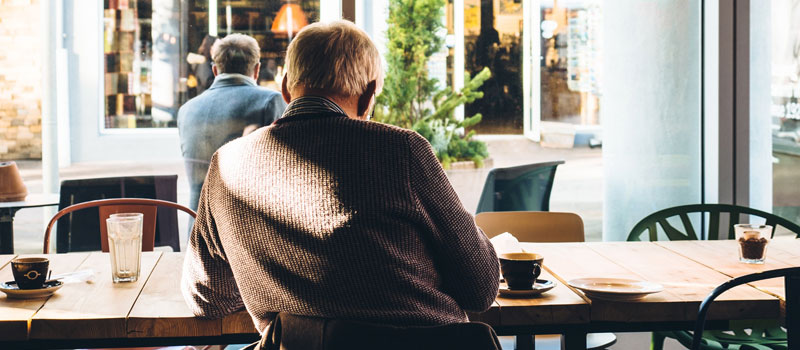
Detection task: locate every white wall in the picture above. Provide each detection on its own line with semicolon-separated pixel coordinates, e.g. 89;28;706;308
602;0;703;241
748;1;772;212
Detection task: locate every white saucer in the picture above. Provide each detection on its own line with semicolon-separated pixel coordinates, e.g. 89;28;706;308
567;278;663;301
0;280;63;299
498;279;556;297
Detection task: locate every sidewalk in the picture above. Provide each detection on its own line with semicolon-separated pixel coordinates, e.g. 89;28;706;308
10;137;604;253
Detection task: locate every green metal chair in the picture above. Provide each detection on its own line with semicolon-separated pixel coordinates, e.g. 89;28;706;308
475;160;564;214
627;203;800;350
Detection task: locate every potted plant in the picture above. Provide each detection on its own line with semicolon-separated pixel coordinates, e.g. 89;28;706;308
375;0;491;169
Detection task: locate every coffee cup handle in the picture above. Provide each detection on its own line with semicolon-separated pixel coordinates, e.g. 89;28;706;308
533;263;541;280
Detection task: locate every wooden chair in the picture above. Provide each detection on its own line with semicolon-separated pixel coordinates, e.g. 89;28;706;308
476;161;564;214
690;267;800;350
475;211;584;242
628;203;800;350
475;211;616;350
43;198;196;254
57;175;182;252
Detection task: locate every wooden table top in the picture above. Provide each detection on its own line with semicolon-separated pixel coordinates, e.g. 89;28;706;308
0;241;791;343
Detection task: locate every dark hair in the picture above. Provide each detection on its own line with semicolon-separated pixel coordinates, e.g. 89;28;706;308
198;35;218;60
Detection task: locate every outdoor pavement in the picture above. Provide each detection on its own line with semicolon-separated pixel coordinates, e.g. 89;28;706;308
7;136;687;349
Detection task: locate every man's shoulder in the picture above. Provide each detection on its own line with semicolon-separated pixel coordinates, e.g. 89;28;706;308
216;124;270;154
362;121;427;145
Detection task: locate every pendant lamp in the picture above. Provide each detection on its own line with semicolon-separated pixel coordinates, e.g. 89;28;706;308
271;2;309;40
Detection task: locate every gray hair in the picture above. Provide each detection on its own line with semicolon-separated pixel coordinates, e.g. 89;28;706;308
211;33;260;75
285;20;383;97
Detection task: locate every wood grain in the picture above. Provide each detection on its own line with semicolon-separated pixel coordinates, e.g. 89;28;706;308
495;268;589;326
0;253;89;341
587;242;777;321
127;252;222;338
29;252;161;340
222;310;258;335
657;240;793;299
523;242;778;323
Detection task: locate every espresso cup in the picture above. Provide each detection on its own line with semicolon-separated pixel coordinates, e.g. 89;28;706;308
499;253;543;290
11;257;49;290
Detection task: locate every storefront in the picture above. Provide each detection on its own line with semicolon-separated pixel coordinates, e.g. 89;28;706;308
64;0;343;163
63;0;608;163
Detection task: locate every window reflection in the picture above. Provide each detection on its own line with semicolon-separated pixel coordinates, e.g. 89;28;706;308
771;0;800;225
464;0;524;134
103;0;320;130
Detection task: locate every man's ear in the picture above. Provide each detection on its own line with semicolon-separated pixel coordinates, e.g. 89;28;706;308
212;65;218;76
252;62;261;81
357;80;378;119
281;75;291;104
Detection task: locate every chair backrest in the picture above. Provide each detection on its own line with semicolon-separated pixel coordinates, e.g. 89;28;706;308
627;204;800;242
691;267;800;350
43;198;196;254
258;312;502;350
57;175;182;252
475;160;564;214
475;211;584;242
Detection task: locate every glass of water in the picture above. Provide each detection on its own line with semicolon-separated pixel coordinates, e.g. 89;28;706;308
106;213;143;283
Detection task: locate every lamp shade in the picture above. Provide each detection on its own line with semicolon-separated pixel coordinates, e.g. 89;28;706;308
271;3;309;37
0;161;27;202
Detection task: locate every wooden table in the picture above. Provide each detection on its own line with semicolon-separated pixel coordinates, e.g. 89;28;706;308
0;193;60;254
0;241;793;349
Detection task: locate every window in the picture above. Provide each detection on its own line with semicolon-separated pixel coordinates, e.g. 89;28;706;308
102;0;320;130
771;0;800;226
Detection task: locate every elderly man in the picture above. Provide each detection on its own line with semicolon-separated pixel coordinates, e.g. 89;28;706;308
181;20;499;332
178;33;286;211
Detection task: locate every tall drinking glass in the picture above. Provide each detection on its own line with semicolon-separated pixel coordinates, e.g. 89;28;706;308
106;213;143;283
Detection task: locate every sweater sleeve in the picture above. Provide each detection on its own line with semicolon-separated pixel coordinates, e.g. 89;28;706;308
406;131;500;312
181;153;245;319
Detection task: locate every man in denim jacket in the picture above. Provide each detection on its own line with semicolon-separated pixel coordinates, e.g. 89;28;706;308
178;33;286;211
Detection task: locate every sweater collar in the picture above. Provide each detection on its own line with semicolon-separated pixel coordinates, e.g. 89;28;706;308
277;96;348;122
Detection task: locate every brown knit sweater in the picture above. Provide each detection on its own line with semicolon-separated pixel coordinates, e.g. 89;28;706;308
181;96;500;332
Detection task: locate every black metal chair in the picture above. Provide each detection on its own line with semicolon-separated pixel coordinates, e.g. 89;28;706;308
56;175;182;252
690;267;800;350
475;160;564;214
627;204;800;241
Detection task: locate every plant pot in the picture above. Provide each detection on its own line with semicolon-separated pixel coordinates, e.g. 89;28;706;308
0;161;28;202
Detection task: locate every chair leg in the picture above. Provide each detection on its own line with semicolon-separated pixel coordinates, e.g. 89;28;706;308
651;332;667;350
515;334;535;350
787;274;800;348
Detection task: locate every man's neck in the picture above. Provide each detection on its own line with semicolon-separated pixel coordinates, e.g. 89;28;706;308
291;87;359;119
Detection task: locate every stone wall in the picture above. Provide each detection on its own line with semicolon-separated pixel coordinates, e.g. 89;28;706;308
0;0;42;160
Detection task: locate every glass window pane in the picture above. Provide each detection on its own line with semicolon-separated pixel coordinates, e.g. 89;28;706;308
464;0;524;134
771;0;800;229
102;0;320;130
455;0;701;241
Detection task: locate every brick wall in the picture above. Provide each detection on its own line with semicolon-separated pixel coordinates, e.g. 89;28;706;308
0;0;42;159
